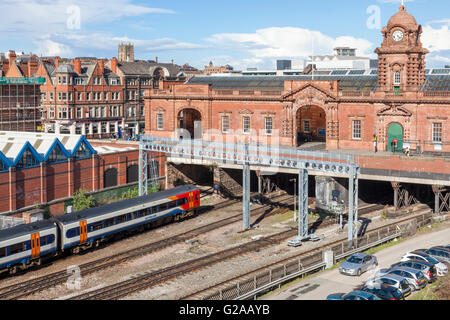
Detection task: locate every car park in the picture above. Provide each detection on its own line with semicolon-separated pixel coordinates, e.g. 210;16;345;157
326;290;382;300
401;251;448;276
339;253;378;276
361;284;404;300
364;274;412;298
378;267;427;291
390;260;437;283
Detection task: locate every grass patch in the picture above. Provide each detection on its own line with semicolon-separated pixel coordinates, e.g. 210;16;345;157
410;273;450;300
364;237;405;255
417;221;443;234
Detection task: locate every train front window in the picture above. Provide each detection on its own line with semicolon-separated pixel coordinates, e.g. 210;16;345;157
0;247;6;258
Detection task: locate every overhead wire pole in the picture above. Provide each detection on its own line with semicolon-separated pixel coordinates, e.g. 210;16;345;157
347;165;359;245
243;143;251;230
298;169;309;239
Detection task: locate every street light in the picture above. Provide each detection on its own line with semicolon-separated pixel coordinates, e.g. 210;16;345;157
290;178;297;222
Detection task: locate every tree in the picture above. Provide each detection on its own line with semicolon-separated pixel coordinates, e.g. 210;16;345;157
72;189;95;212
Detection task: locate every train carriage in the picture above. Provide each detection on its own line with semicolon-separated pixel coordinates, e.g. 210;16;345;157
0;220;58;274
55;185;200;254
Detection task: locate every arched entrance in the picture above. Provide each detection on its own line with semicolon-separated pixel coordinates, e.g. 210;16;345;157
296;106;326;146
177;109;202;139
387;123;403;152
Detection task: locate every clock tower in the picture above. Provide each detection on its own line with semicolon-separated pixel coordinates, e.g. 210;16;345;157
375;4;429;92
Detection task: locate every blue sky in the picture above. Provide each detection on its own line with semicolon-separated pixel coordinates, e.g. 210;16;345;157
1;0;449;70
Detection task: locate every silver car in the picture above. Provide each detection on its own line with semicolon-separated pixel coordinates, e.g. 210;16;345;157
379;267;427;291
390;260;437;283
365;274;412;298
401;251;448;277
422;247;450;264
339;253;378;276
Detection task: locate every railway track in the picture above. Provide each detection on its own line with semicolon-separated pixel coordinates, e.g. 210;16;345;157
0;191;288;300
180;206;432;300
67;203;386;300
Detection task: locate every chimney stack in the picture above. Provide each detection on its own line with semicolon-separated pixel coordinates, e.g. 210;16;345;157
8;51;17;63
110;57;118;73
55;57;59;70
73;59;82;74
98;60;104;75
155;56;158;63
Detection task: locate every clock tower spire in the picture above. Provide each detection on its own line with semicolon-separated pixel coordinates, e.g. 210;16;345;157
375;4;428;92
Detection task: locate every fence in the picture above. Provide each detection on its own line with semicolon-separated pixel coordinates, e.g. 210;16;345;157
202;212;433;300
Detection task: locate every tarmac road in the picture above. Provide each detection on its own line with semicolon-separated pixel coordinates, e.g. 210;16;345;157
263;224;450;300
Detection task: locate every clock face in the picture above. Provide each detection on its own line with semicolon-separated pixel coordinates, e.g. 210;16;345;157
392;30;404;42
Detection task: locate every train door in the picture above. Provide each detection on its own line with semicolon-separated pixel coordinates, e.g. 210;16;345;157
79;221;88;244
31;233;40;259
188;192;194;210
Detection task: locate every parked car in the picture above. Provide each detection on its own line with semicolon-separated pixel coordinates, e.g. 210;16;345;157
364;274;412;298
421;247;450;264
378;267;427;291
326;290;382;300
339;253;378;276
401;251;448;276
390;260;437;283
361;284;405;300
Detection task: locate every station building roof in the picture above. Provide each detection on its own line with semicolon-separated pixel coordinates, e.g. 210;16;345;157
0;131;102;172
187;68;450;92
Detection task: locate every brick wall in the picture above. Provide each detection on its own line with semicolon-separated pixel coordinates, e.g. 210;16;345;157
0;149;157;216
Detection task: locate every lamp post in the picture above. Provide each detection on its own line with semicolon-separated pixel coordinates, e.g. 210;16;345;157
290;178;297;222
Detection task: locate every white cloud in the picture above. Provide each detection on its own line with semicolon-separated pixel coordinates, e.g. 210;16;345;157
205;27;374;69
34;38;73;57
34;32;206;57
422;24;450;52
0;0;174;35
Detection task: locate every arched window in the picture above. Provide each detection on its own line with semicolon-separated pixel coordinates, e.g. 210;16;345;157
394;71;401;85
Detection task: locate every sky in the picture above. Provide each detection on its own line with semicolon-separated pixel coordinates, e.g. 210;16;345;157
0;0;449;70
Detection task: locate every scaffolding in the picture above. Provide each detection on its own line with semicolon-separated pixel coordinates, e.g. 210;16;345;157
139;136;360;242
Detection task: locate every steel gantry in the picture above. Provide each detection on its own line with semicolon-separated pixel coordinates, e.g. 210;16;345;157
139;135;361;242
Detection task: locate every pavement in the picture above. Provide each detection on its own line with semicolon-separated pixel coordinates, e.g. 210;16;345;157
263;223;450;300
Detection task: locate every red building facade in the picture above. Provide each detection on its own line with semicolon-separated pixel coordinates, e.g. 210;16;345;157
145;5;450;155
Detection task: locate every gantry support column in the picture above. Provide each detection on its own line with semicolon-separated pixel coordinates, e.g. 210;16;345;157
432;186;450;215
391;182;401;210
138;143;148;196
242;144;251;230
348;166;359;243
298;169;309;239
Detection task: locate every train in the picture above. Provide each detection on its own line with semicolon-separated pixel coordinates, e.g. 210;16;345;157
0;185;200;275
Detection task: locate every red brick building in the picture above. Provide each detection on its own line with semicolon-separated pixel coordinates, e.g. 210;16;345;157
0;132;167;218
145;5;450;155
